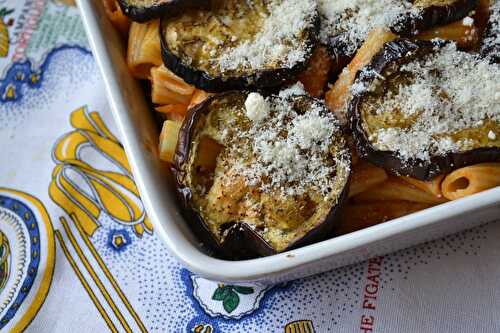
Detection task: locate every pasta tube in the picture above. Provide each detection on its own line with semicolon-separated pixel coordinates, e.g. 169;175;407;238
127;20;162;79
297;46;333;98
337;201;431;235
151;65;195;105
348;161;388;197
354;176;448;205
188;89;213;110
155;104;188;115
159;120;182;163
325;28;397;123
441;163;500;200
399;175;445;198
416;19;479;49
102;0;130;36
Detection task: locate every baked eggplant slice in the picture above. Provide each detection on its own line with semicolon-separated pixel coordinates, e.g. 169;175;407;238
160;0;319;92
480;0;500;63
117;0;205;22
349;39;500;180
173;90;351;258
318;0;478;74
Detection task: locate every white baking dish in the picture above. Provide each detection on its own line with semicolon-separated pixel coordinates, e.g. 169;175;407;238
77;0;500;283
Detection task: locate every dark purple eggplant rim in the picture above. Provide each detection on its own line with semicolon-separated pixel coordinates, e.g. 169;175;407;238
348;38;500;181
172;91;351;259
159;10;321;93
480;2;500;64
391;0;478;35
117;0;206;23
324;0;478;74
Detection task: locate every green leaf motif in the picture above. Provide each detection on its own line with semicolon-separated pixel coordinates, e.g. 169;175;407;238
0;8;13;17
233;286;254;295
223;290;240;313
212;286;230;301
211;284;254;313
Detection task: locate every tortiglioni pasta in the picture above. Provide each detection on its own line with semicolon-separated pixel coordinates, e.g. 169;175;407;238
102;0;130;37
150;65;195;105
188;90;213;110
441;163;500;200
159;120;181;163
348;161;388;198
353;177;448;205
337;201;432;235
297;46;333;98
127;20;162;79
155;104;188;116
416;19;479;49
325;28;397;124
399;175;445;198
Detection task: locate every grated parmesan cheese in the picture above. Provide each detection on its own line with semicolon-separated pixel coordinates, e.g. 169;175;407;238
278;82;307;99
234;92;349;197
317;0;419;56
362;43;500;162
218;0;317;72
462;16;474;26
245;93;270;123
481;0;500;61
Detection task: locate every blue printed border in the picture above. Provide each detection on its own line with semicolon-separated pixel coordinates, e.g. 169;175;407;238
0;44;91;103
0;195;41;328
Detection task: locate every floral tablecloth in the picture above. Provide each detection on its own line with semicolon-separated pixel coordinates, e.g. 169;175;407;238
0;1;499;332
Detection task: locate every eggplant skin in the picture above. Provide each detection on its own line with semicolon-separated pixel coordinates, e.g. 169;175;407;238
197;184;350;260
391;0;478;36
480;1;500;64
325;41;353;78
172;92;351;259
160;15;320;93
325;0;478;75
117;0;206;22
349;39;500;181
